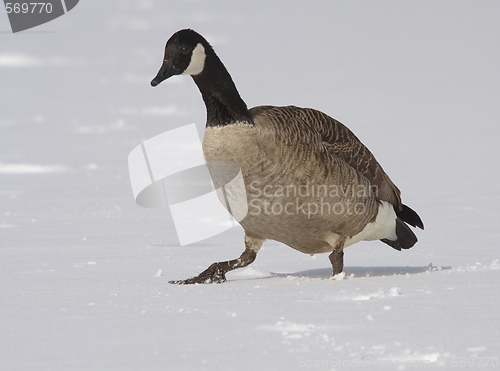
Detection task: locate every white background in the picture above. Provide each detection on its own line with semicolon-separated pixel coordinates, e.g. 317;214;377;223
1;1;499;369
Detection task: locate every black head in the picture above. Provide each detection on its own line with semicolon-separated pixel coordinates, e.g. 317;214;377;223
151;29;210;87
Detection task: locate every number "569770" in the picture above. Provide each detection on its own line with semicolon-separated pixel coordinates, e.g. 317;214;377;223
5;2;53;14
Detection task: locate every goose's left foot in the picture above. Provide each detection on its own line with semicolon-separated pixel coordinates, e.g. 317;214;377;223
169;262;228;284
169;248;257;285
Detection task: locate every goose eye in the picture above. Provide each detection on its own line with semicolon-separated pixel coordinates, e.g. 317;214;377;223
180;46;190;55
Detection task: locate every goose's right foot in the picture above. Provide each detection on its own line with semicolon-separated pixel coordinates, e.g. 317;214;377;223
329;250;344;276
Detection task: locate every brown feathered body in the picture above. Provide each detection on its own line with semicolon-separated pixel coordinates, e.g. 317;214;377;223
203;105;402;254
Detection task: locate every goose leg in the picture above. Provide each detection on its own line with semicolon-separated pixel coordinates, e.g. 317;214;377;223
170;234;264;284
329;250;344;276
325;235;346;277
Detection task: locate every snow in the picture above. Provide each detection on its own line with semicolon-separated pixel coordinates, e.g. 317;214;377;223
1;1;499;370
0;162;69;174
0;53;44;67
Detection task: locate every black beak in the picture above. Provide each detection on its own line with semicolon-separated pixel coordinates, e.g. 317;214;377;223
151;59;178;87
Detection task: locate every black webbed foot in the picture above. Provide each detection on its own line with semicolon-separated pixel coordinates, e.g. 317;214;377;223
169;263;227;285
168;237;261;284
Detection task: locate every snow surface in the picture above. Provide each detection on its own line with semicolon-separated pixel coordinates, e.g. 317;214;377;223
1;1;499;370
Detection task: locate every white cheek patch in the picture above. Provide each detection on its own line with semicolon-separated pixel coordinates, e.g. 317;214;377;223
182;43;206;75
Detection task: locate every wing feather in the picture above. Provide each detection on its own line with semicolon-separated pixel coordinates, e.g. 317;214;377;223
250;105;402;210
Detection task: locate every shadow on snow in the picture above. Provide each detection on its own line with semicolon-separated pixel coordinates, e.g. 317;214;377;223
263;264;451;280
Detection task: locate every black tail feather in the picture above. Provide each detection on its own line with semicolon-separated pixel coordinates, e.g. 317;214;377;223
380;238;402;251
381;218;418;251
395;218;418;248
397;204;424;230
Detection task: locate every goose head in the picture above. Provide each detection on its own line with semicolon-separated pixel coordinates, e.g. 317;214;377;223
151;29;252;126
151;29;208;86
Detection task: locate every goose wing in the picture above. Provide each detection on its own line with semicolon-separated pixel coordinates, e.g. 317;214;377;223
250;105;402;210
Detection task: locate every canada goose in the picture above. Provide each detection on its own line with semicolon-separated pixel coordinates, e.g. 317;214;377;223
151;29;424;284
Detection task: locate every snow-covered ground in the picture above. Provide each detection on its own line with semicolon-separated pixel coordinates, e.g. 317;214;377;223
1;1;499;370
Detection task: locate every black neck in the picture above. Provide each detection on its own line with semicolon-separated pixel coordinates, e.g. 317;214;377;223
192;49;253;127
